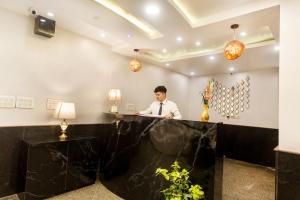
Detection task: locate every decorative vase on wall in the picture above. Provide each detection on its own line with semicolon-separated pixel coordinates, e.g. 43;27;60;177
200;104;209;122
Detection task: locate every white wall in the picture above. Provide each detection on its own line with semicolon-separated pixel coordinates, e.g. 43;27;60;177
0;7;280;131
279;0;300;153
0;8;190;126
188;68;279;129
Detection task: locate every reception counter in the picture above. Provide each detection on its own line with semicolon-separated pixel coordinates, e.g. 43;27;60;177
100;115;223;200
0;114;278;199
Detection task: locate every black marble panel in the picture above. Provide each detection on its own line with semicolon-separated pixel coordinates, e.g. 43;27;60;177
217;124;278;167
0;127;23;197
68;124;113;138
66;138;98;191
23;126;60;141
18;136;98;200
214;157;223;200
68;123;115;167
20;141;68;200
100;116;221;200
0;123;113;199
276;150;300;200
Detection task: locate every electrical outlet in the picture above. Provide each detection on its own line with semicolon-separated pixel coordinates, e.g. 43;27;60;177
16;97;34;109
0;95;16;108
46;98;61;110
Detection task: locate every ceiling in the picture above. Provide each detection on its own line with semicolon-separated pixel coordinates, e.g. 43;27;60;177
0;0;280;77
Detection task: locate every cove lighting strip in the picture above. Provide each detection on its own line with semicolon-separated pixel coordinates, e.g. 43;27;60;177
93;0;163;39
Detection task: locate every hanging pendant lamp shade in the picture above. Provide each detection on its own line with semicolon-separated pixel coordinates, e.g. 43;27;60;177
129;49;142;72
224;24;245;60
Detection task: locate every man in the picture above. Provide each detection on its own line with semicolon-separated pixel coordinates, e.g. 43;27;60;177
139;86;182;119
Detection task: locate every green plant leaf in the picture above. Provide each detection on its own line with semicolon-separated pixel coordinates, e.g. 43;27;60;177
171;161;181;170
156;168;170;180
189;185;205;200
155;162;205;200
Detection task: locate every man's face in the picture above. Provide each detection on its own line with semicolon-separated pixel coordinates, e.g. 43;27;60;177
155;92;166;102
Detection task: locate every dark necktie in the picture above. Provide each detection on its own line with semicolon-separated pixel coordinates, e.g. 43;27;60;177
158;103;163;115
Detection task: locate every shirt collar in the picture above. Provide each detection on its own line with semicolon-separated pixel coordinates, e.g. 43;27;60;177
159;98;168;105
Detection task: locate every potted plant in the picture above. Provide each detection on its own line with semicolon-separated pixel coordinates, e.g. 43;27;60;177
155;161;205;200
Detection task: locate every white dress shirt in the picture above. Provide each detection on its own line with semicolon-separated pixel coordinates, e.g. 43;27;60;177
139;98;182;119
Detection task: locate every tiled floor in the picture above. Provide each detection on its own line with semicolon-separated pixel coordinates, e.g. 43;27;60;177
47;181;122;200
222;159;275;200
0;196;17;200
1;158;275;200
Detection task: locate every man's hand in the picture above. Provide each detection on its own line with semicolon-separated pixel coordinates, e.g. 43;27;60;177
164;113;173;119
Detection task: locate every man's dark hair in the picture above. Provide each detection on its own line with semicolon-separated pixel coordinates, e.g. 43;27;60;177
154;86;167;93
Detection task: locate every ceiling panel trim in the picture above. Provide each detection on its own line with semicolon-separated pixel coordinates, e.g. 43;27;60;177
168;0;280;28
140;40;276;63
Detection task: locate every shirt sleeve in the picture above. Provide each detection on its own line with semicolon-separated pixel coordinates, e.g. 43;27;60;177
139;103;153;115
171;103;182;120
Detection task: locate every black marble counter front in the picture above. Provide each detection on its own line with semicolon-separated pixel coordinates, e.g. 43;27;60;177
18;136;98;200
276;149;300;200
0;121;278;199
100;116;222;200
217;124;278;167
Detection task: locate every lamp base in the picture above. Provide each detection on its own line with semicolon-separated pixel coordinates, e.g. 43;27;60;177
59;120;69;140
59;131;68;140
110;105;118;113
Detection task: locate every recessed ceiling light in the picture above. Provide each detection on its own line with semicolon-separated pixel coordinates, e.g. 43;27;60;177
127;34;131;38
209;56;215;60
229;67;235;72
240;32;247;36
176;36;183;42
195;41;201;46
275;45;280;51
162;48;167;53
190;72;195;76
145;5;160;15
47;12;54;17
101;33;106;38
166;63;170;67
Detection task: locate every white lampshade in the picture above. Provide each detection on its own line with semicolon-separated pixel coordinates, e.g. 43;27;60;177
108;89;122;102
54;102;76;119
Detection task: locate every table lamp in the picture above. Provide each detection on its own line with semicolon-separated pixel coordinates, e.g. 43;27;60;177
54;102;76;140
108;89;121;113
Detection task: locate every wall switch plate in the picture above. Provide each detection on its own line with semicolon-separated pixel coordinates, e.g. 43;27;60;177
0;95;16;108
46;98;61;110
16;97;34;109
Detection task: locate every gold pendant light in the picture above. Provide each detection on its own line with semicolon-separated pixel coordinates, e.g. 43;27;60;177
129;49;142;72
224;24;245;60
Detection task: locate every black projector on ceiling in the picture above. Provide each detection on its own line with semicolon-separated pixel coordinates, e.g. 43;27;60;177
34;15;56;38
